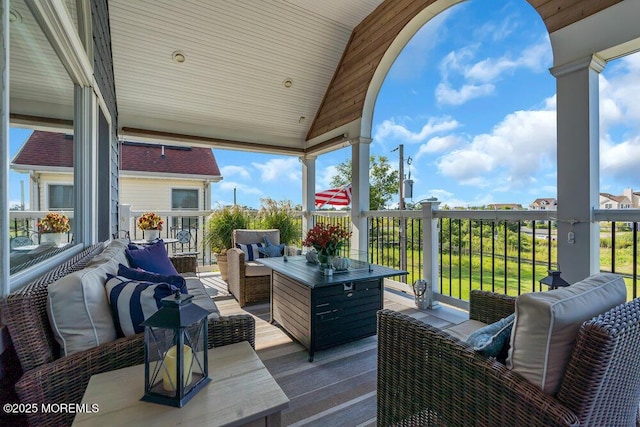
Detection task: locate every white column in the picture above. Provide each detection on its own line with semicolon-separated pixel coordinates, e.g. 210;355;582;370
422;200;440;308
300;156;316;237
551;55;604;283
0;0;9;298
350;138;371;258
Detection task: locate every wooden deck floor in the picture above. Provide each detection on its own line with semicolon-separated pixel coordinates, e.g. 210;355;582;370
205;272;468;427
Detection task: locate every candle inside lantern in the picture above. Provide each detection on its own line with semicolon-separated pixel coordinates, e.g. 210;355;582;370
162;344;193;391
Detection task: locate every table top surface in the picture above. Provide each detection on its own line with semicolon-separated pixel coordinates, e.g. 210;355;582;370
259;255;407;288
72;341;289;426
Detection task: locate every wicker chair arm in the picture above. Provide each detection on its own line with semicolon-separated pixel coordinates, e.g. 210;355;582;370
170;254;197;274
209;314;255;349
377;309;579;427
15;333;146;426
15;313;254;427
469;290;516;324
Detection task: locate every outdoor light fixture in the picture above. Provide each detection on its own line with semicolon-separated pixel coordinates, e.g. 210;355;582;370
141;290;210;407
539;269;570;290
172;51;187;63
283;78;293;88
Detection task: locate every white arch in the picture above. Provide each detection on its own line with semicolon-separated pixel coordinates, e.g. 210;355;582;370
360;0;463;139
360;0;640;139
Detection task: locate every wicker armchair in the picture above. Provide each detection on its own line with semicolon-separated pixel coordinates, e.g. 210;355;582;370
1;243;255;427
377;290;640;426
226;229;280;307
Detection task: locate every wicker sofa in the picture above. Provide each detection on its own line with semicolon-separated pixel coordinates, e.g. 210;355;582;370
377;286;640;426
1;242;255;426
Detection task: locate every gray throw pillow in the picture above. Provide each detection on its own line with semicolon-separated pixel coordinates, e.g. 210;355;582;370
466;313;515;358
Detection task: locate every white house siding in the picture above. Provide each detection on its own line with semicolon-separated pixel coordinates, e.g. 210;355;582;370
36;172;74;210
119;177;205;211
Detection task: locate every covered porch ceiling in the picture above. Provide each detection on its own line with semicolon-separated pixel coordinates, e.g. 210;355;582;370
9;0;632;156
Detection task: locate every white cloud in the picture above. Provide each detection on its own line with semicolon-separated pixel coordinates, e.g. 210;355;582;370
374;117;460;144
435;100;557;189
218;181;263;195
436;39;551;106
435;82;495;106
220;165;250;179
601;135;640;180
251;158;300;182
415;135;463;158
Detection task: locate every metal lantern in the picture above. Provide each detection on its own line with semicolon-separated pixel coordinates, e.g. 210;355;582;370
413;279;431;310
539;269;570;290
141;291;211;407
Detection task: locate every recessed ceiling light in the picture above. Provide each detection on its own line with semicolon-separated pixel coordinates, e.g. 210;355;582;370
172;51;187;63
283;78;293;88
299;116;306;123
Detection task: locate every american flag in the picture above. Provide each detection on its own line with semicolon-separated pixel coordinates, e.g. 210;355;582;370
315;184;352;209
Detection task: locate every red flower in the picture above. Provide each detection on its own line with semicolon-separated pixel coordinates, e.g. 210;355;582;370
303;223;351;256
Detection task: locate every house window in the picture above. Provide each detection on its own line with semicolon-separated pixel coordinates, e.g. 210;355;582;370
172;189;198;210
171;189;199;231
48;184;73;210
605;203;612;209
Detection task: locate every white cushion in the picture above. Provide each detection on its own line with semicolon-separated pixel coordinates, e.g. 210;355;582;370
245;261;272;277
506;273;627;395
47;260;119;356
87;239;130;268
233;229;280;246
444;319;487;341
184;276;220;319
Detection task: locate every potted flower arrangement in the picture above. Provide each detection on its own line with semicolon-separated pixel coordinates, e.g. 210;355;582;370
303;223;351;268
137;212;164;242
37;212;70;245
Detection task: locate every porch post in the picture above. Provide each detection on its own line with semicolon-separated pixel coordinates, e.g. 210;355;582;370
300;155;316;238
551;55;604;283
422;200;440;308
0;0;8;298
350;137;371;259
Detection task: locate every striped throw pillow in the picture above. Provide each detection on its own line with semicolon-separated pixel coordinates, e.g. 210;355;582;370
105;274;186;337
235;243;265;261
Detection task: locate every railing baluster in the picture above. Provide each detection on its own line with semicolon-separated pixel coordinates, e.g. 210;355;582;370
491;221;495;292
611;221;616;273
479;220;483;290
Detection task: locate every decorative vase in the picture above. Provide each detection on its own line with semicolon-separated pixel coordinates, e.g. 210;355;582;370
40;232;66;245
305;249;319;264
332;257;350;271
144;229;161;242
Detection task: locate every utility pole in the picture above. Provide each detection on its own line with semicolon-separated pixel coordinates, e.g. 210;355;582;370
233;187;237;206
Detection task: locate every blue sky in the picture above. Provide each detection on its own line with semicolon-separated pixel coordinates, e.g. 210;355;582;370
9;0;640;210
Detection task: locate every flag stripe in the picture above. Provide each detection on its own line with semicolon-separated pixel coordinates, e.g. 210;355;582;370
315;184;352;208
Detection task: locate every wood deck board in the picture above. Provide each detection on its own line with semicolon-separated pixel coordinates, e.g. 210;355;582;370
213;278;461;426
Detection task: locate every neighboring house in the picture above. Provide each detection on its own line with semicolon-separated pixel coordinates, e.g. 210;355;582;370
487;203;523;210
11;131;223;223
529;198;557;211
599;192;633;209
622;188;640;208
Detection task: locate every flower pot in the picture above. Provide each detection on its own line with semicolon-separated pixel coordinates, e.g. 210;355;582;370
40;232;67;245
144;229;161;242
217;252;229;281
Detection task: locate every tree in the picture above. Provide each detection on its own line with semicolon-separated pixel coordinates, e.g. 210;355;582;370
329;155;399;210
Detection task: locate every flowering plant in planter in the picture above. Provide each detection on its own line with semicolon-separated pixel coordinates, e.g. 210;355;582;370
137;212;163;230
303;223;351;256
37;212;70;233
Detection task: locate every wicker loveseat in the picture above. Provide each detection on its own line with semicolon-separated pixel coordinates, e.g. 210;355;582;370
377;284;640;426
1;242;255;426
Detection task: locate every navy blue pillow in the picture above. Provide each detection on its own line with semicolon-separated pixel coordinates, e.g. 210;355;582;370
125;239;179;276
117;263;187;294
105;274;178;337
